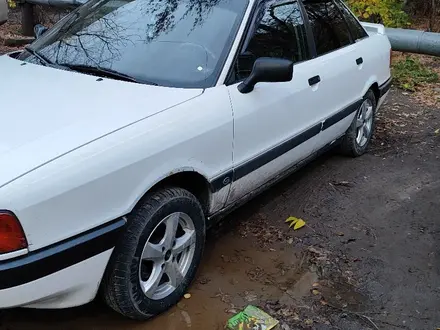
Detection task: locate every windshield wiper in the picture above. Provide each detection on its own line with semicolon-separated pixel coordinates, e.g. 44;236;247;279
24;46;55;66
24;46;69;70
63;64;158;85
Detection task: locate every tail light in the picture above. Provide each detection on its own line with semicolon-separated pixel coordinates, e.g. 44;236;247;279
0;211;28;254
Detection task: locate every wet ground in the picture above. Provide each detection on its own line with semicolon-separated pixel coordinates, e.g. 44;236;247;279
1;89;439;329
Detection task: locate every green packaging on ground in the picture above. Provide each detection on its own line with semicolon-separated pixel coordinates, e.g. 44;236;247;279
226;305;279;330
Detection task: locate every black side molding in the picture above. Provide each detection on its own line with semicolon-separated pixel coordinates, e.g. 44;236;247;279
379;77;392;97
233;123;322;181
208;99;367;193
356;57;363;65
322;99;363;131
0;218;126;290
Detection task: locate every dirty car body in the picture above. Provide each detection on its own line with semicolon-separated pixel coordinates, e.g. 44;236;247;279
0;0;391;319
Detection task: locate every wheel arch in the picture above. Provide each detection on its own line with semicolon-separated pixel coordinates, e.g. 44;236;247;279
370;82;380;103
362;76;380;103
131;170;212;217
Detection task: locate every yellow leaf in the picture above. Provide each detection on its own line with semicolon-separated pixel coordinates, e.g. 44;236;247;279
289;220;299;228
287;216;301;228
435;128;439;135
294;219;306;230
312;289;320;295
184;293;191;299
285;216;299;223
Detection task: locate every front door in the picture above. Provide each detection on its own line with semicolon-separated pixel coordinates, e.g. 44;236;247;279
225;0;322;203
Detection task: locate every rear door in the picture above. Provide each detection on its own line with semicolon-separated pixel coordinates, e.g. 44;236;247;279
301;0;364;150
335;0;390;94
334;0;373;95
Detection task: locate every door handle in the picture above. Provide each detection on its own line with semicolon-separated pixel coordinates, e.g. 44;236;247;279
308;75;321;86
356;57;364;65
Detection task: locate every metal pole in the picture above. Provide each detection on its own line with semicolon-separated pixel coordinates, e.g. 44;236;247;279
385;28;440;57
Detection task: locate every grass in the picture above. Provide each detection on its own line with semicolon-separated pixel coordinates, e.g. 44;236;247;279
392;55;439;91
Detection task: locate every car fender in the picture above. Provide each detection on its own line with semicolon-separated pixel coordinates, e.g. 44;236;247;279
0;87;233;251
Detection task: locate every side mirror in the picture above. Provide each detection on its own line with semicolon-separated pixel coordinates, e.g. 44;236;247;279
34;24;48;39
238;57;293;94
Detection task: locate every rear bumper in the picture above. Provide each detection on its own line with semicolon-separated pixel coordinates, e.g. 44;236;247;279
0;218;125;308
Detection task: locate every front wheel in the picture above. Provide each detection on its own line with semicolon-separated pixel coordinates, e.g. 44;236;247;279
340;89;377;157
101;187;206;320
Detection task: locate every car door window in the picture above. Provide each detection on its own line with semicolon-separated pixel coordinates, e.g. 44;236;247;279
334;0;368;41
302;0;352;56
231;0;309;82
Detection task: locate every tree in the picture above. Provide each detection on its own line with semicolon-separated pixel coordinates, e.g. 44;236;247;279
346;0;409;27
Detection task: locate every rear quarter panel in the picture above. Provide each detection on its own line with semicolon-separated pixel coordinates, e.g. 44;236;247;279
358;24;392;96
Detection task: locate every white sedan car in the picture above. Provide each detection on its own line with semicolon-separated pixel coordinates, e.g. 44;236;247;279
0;0;391;320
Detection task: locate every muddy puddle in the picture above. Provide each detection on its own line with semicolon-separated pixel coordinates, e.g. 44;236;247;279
0;208;367;329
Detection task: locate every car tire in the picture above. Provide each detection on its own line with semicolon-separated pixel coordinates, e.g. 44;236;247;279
340;89;377;157
101;187;206;320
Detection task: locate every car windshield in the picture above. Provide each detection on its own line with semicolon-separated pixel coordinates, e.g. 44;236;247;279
18;0;249;88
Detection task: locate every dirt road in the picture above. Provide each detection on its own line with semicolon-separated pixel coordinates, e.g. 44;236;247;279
1;89;439;329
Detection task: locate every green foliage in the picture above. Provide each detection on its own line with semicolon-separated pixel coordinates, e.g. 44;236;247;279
392;56;439;91
7;0;17;8
346;0;409;28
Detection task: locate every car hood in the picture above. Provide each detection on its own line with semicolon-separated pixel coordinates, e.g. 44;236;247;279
0;55;203;188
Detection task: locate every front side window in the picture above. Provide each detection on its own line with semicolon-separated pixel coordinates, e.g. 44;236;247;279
231;0;309;83
302;0;352;56
18;0;249;88
334;0;368;41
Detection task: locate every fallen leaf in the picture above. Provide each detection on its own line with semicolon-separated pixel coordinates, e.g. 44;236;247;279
184;293;191;299
304;319;313;325
181;310;192;328
286;216;301;227
435;128;440;135
285;216;298;223
244;291;258;302
312;282;320;287
320;299;328;306
293;219;306;230
312;289;320;295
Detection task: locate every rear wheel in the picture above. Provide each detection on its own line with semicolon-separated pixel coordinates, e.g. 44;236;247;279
101;187;205;320
340;89;376;157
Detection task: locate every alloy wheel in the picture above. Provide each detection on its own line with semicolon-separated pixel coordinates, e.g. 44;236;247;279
356;99;374;147
139;212;196;300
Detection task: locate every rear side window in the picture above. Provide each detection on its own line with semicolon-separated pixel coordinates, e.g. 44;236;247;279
335;0;368;41
302;0;352;56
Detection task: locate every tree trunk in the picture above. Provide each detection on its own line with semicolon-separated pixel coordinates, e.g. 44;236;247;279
21;3;34;37
428;0;436;31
